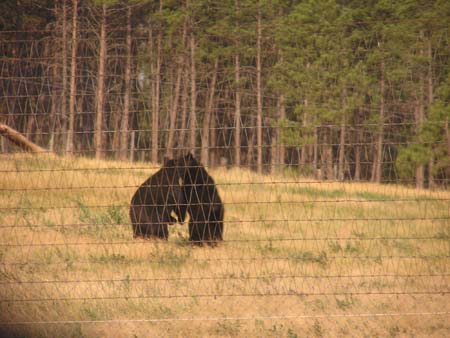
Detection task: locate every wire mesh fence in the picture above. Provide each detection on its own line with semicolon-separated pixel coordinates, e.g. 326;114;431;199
1;2;450;337
1;150;449;337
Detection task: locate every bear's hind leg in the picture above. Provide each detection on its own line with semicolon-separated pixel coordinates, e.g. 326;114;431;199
210;221;223;243
188;222;205;246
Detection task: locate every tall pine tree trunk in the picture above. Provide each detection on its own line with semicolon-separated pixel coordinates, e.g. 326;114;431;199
148;27;155;160
165;61;182;158
119;6;132;161
61;0;68;153
67;0;78;155
95;3;107;160
322;127;333;180
201;57;218;166
370;144;377;182
271;93;284;174
270;126;277;174
166;34;174;139
76;90;84;152
49;2;59;152
49;53;58;151
247;118;255;168
313;126;318;178
371;58;385;183
354;109;363;181
234;53;241;167
279;93;286;169
179;65;188;153
376;59;385;183
210;105;217;167
112;104;120;156
189;31;197;154
270;95;280;174
299;64;309;171
256;4;263;174
148;27;154;156
300;95;308;170
234;0;241;167
151;0;163;163
427;38;435;188
166;21;186;158
338;97;346;181
415;31;425;189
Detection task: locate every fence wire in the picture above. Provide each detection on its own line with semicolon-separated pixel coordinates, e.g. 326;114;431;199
1;134;449;337
1;6;450;337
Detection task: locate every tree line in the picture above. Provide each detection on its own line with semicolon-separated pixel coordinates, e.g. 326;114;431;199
1;0;449;188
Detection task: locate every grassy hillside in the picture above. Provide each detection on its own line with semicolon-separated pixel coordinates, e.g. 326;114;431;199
0;154;449;337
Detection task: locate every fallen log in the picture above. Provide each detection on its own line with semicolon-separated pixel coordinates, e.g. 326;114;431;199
0;123;46;153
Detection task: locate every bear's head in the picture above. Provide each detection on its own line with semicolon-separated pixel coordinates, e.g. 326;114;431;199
174;152;200;174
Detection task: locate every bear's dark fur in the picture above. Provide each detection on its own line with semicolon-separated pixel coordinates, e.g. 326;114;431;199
129;158;184;240
174;153;224;246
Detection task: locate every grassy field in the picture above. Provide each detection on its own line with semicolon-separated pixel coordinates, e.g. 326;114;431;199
0;153;449;337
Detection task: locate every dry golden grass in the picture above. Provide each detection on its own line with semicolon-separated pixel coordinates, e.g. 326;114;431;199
0;153;449;337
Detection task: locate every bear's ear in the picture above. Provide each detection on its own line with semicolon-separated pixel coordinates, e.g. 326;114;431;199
186;151;195;160
163;156;172;167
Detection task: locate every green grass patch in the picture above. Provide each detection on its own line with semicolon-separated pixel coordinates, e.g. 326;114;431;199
215;320;241;337
435;229;450;240
353;191;389;201
149;302;174;318
80;305;99;320
288;186;346;199
257;241;283;255
76;198;126;225
335;296;357;310
391;240;417;255
289;250;328;267
149;249;192;270
13;156;62;171
89;253;130;265
289;186;390;201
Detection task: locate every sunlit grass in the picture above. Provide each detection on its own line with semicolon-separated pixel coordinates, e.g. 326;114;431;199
0;153;449;337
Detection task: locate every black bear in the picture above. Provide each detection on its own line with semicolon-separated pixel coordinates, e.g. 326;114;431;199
129;158;185;240
174;153;224;246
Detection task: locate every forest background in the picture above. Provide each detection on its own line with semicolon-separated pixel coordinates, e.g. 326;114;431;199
1;0;450;188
